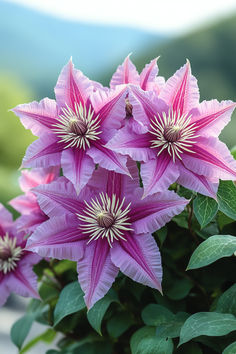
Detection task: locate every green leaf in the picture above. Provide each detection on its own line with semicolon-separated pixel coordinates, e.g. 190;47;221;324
166;278;193;300
217;211;235;230
156;312;189;339
193;194;218;229
107;311;134;338
20;329;56;354
223;341;236;354
11;315;35;350
39;282;60;302
187;235;236;270
141;304;174;326
54;281;85;326
130;326;173;354
10;299;46;349
179;312;236;346
217;181;236;220
216;284;236;316
87;289;119;335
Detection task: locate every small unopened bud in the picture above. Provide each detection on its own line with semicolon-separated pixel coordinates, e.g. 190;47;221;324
125;99;133;118
97;211;114;228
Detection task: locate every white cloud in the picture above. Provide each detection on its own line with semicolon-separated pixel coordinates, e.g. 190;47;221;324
7;0;236;34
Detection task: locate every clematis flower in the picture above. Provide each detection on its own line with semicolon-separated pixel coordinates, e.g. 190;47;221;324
110;55;165;133
106;60;236;198
0;204;40;307
26;162;188;309
12;59;129;193
9;167;59;234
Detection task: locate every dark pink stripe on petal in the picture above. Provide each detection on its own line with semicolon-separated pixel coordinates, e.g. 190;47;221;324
111;232;162;292
172;63;189;115
194;104;236;132
78;239;118;309
140;58;157;91
190;144;236;176
68;62;84;107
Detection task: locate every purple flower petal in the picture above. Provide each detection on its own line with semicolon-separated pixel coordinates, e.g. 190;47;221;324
9;194;39;215
87;141;129;176
0;276;10;307
77;238;119;309
111;232;162;292
22;134;63;168
26;214;86;260
0;203;13;235
183;136;236;180
12;98;58;136
159;60;199;115
33;177;86;217
91;85;128;130
7;253;40;300
106;125;153;162
54;59;92;108
140;57;159;91
177;163;218;199
129;190;188;234
19;167;60;193
192;99;236;137
61;148;95;194
110;55;140;88
141;153;180;197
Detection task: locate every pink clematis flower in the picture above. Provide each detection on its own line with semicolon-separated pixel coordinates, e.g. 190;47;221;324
12;59;129;193
0;204;40;307
106;60;236;198
26;163;188;309
9;167;59;234
110;55;165;133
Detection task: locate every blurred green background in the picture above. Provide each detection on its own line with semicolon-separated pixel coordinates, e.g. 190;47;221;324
0;1;235;207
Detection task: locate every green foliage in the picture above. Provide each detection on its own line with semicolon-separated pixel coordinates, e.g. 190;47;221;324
217;180;236;220
193;194;218;228
179;312;236;346
87;289;119;335
54;281;85;326
187;235;236;269
130;326;173;354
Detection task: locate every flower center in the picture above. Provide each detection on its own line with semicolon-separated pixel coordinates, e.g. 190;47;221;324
0;234;23;274
77;193;132;247
149;109;199;162
53;103;101;150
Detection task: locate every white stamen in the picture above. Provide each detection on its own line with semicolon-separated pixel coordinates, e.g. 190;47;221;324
77;193;132;248
53;102;101;150
0;234;23;274
149;109;199;162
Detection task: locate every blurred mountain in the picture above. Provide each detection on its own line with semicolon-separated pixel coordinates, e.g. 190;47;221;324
134;15;236;146
0;1;165;98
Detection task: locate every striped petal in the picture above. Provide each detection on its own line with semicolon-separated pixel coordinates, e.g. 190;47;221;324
110;55;140;88
12;98;58;136
55;59;93;109
159;60;199;115
77;238;118;309
26;215;86;261
111;232;162;292
141;153;179;197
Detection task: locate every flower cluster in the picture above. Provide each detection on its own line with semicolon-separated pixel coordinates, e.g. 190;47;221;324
2;56;235;309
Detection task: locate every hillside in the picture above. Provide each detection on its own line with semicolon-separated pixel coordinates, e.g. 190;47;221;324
0;1;164;97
